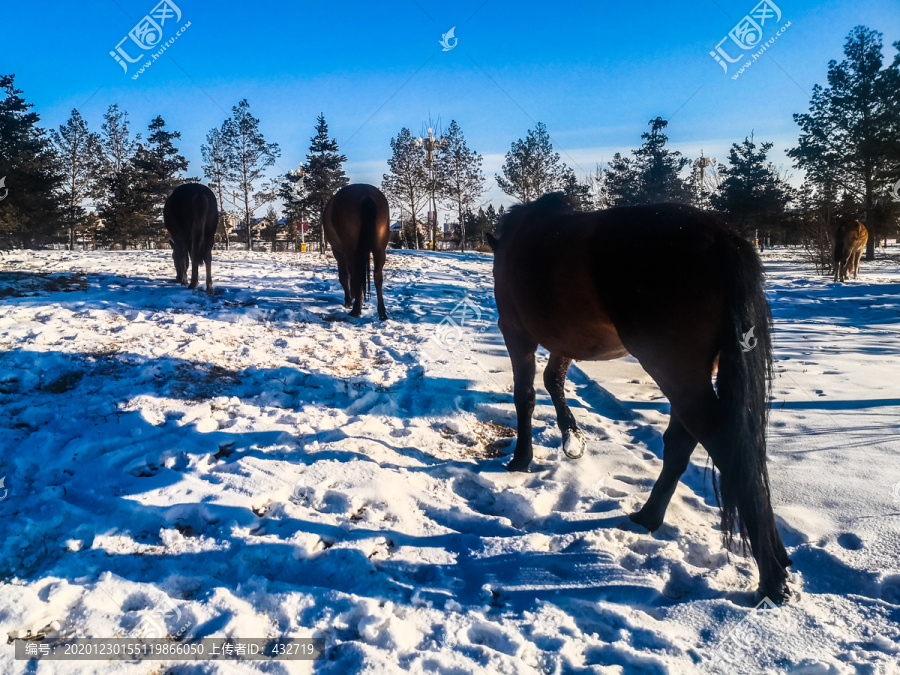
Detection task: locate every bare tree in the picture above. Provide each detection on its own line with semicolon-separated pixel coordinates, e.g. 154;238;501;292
201;125;231;249
382;127;429;249
436;120;484;251
221;99;280;251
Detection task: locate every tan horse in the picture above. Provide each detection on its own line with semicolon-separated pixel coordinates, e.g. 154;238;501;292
323;184;390;320
488;193;792;603
833;220;868;282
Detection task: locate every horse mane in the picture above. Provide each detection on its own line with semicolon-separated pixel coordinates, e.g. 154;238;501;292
497;192;577;238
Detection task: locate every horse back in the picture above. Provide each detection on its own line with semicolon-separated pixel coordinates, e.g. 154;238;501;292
324;184;390;255
164;183;218;249
493;203;736;363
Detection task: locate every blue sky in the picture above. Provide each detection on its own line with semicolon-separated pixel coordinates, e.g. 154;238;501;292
3;0;899;219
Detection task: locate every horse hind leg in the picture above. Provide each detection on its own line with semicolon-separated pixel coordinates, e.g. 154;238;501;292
204;246;213;294
335;253;352;308
677;391;791;602
630;415;697;531
373;247;387;321
543;354;583;458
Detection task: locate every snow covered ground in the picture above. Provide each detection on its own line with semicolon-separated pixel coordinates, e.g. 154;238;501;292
0;247;898;674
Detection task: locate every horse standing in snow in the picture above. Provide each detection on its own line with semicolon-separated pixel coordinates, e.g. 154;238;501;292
323;184;390;320
164;183;219;293
833;220;868;282
488;194;792;602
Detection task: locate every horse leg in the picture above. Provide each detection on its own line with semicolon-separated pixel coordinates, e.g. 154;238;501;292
373;248;387;321
853;250;862;279
188;249;200;289
504;328;538;472
348;252;365;318
676;390;792;602
180;251;189;286
630;416;697;531
335;253;351;308
543;354;583;459
204;246;213;294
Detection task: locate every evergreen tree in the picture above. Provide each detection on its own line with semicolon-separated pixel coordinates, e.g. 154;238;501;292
603;152;639;207
436;120;484;251
604;118;692;206
278;165;307;251
461;206;493;248
788;26;900;259
301;114;348;251
130;116;188;245
496;122;573;202
0;74;62;247
561;170;594;210
50;109;101;249
101;163;154;247
261;205;280;250
382;127;429;249
711;135;793;242
222;99;280;250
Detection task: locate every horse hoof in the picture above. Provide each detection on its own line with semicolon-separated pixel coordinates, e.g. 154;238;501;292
505;458;531;473
757;580;793;605
562;429;585;459
378;311;388;321
628;509;662;532
348;308;362;318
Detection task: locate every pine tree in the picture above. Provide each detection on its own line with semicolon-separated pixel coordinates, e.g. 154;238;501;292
101;163;154;248
301;114;348;251
131;116;188;245
50;109;101;250
561;170;594;210
711;135;793;241
261;205;280;250
436;120;484;251
788;26;900;260
604;152;639;207
0;74;62;247
604;117;692;206
278;165;307;250
221;99;280;250
382;127;429;249
496;122;573;202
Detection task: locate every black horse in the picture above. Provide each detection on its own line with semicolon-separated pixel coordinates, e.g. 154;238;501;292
488;194;792;602
323;184;390;320
164;183;219;293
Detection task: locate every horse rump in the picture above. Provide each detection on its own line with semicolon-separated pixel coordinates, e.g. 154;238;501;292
163;183;218;293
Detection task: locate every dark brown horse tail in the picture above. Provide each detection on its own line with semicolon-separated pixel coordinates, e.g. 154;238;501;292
833;227;844;264
714;233;776;556
191;191;209;261
358;194;377;301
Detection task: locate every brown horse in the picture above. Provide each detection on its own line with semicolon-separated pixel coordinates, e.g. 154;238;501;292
833;220;867;282
323;184;390;320
487;194;792;602
164;183;218;293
